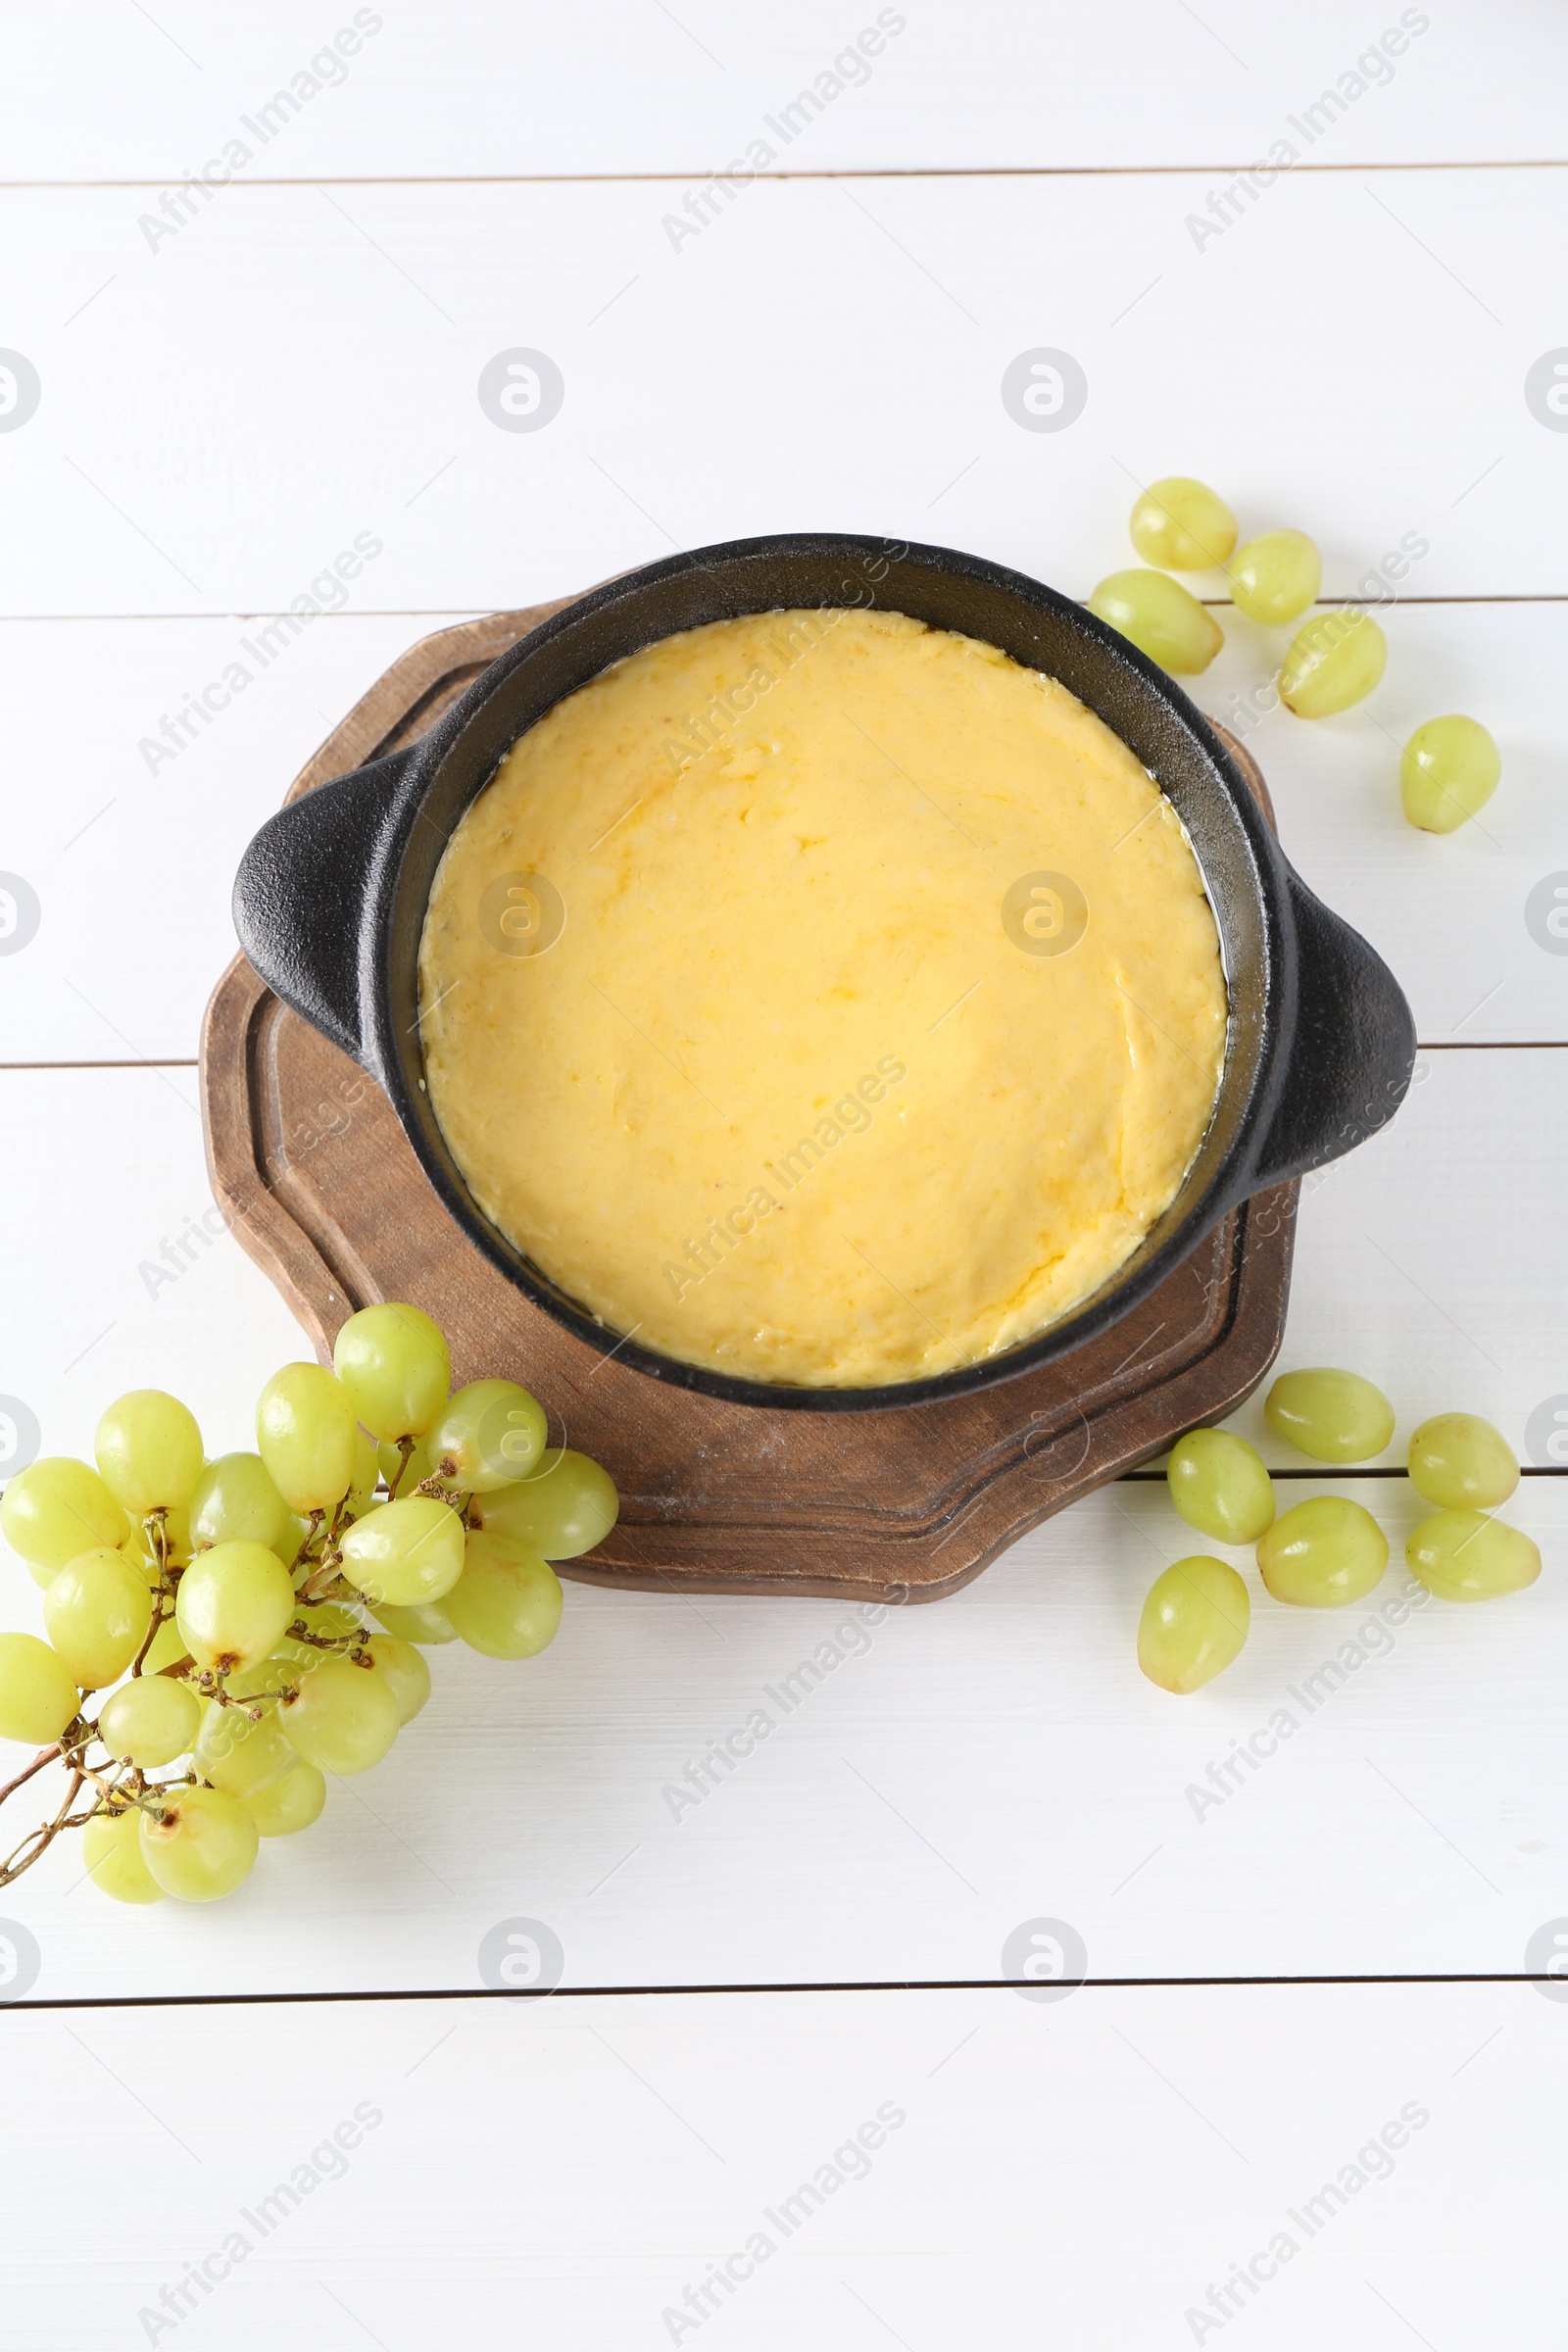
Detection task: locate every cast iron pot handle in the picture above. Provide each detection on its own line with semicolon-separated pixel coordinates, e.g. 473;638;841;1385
232;748;415;1071
1249;868;1416;1193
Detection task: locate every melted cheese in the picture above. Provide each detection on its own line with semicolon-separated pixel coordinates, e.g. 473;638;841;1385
417;607;1227;1386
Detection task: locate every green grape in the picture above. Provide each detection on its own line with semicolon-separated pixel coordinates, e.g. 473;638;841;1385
371;1597;459;1645
1407;1508;1541;1601
256;1363;359;1513
98;1675;201;1768
1166;1430;1275;1544
1256;1495;1388;1606
1279;608;1387;717
1264;1368;1396;1463
193;1699;297;1799
141;1613;193;1676
189;1452;295;1556
0;1456;129;1576
445;1532;564;1659
42;1546;153;1688
244;1760;326;1838
472;1448;619;1560
1399;714;1500;834
94;1390;204;1515
1129;476;1238;570
363;1634;431;1726
1227;528;1321;625
346;1431;380;1519
1407;1412;1518;1510
83;1810;166;1905
277;1652;399;1774
337;1494;466;1606
427;1379;548;1493
377;1434;435;1497
1138;1556;1250;1693
175;1540;294;1673
139;1785;259;1901
1087;569;1223;675
332;1301;452;1443
0;1632;81;1743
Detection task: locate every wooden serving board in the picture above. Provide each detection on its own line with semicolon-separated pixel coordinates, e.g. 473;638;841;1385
200;606;1297;1603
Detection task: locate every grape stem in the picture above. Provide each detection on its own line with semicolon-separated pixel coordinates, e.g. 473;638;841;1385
130;1511;181;1680
386;1437;417;1501
290;1510;325;1571
0;1764;84;1886
0;1740;65;1809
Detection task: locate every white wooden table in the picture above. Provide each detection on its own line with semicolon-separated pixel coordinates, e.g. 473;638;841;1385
3;6;1566;2341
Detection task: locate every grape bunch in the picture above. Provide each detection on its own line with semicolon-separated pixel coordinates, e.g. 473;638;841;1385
0;1304;617;1905
1139;1368;1541;1694
1086;473;1500;832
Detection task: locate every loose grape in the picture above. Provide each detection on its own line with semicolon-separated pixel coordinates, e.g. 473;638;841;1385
1279;608;1387;716
472;1448;619;1560
333;1302;452;1443
42;1547;153;1688
1399;715;1500;834
1407;1508;1541;1601
1256;1495;1388;1606
445;1533;564;1659
427;1379;548;1494
244;1760;326;1838
94;1391;204;1516
189;1452;295;1556
1407;1413;1518;1510
362;1634;431;1726
194;1700;297;1799
1137;1556;1250;1693
141;1614;193;1676
139;1785;259;1901
370;1597;459;1646
175;1540;294;1674
1227;528;1321;625
0;1457;128;1575
1166;1430;1275;1544
256;1363;359;1513
0;1632;81;1743
83;1810;166;1905
338;1494;466;1606
98;1675;201;1768
1129;477;1238;571
1087;569;1223;674
277;1652;399;1775
1264;1369;1396;1463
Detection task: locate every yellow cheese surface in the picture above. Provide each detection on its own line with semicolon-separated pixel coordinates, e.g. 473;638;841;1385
417;607;1228;1387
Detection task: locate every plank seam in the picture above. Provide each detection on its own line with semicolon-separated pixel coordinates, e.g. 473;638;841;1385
3;1973;1558;2014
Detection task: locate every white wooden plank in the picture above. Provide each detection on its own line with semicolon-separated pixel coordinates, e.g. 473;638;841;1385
2;0;1564;178
1;1984;1560;2346
0;169;1562;621
1223;1044;1568;1465
2;602;1561;1064
0;1058;1562;1998
0;615;475;1067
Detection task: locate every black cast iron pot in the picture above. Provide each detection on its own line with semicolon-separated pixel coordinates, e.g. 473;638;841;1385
233;532;1415;1413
